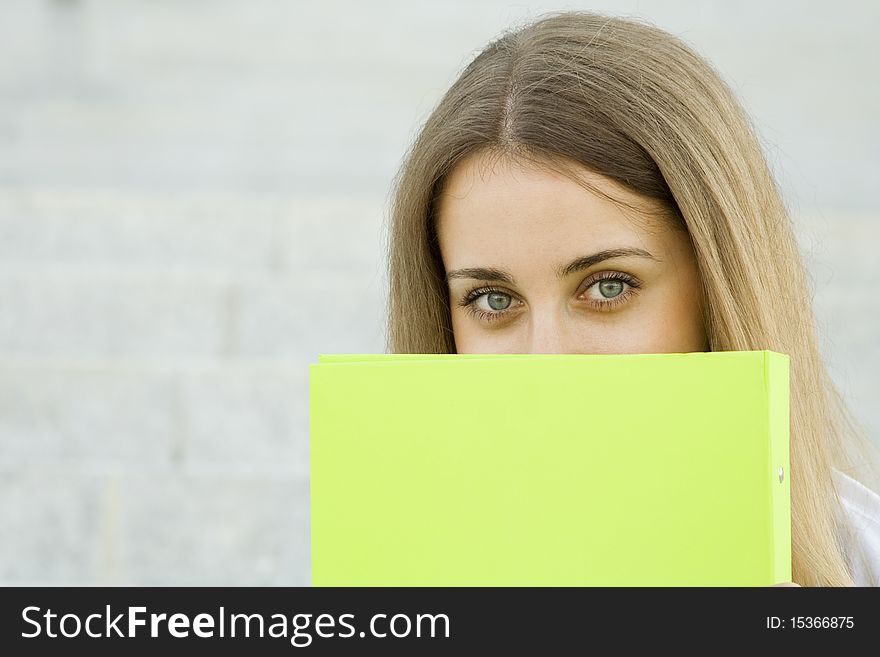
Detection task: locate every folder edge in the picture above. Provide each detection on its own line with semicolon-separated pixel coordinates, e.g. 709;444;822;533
766;350;793;584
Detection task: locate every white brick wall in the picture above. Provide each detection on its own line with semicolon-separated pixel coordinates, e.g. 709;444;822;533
0;0;877;585
0;363;178;468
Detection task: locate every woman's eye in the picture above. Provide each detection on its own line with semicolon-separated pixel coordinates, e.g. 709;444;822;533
586;279;625;301
484;291;512;311
460;289;518;323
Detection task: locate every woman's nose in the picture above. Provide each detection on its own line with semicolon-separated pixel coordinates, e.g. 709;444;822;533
527;314;574;354
525;310;607;355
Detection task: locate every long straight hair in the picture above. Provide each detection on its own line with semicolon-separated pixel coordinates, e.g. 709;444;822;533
383;10;880;586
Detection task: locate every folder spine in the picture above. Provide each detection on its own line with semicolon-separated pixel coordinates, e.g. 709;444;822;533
765;351;792;584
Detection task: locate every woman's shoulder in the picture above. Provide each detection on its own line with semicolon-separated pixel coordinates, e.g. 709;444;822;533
832;468;880;586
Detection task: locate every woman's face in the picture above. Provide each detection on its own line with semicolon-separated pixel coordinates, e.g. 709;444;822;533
436;152;708;354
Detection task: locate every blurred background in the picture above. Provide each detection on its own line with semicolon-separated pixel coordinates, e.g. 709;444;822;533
0;0;877;585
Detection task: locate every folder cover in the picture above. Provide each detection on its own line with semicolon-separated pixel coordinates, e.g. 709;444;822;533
309;351;791;586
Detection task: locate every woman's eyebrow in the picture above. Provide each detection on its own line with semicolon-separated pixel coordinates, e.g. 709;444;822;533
445;247;658;284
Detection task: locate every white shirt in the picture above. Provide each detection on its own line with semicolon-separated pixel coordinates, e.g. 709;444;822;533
832;468;880;586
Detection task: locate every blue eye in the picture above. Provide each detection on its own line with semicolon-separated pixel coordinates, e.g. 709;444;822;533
486;292;512;311
459;288;516;323
590;279;625;299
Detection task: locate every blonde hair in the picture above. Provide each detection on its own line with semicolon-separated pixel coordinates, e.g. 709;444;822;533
384;10;880;586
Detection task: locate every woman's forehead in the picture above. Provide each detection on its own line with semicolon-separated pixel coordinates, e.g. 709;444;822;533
436;153;668;255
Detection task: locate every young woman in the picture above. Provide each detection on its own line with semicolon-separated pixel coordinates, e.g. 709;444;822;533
383;10;880;586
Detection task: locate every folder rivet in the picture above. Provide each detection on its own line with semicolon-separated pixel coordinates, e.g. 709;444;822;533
778;467;784;483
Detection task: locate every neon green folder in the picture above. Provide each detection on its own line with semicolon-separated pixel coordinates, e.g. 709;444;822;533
309;351;791;586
